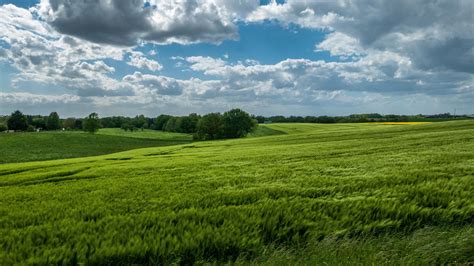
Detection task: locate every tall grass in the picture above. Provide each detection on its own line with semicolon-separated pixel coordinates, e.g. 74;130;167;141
0;121;473;264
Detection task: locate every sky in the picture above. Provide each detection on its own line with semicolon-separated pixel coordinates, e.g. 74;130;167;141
0;0;473;117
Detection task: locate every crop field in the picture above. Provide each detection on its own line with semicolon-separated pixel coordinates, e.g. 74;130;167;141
0;121;473;264
0;130;192;164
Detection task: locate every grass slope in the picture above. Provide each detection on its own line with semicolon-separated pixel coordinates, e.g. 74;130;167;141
0;121;473;264
247;125;286;138
0;130;191;164
97;128;192;140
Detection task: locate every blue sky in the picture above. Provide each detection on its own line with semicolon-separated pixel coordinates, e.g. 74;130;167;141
0;0;472;117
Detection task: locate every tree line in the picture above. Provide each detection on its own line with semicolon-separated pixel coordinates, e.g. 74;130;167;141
254;113;472;123
0;110;101;134
0;109;257;140
1;110;471;138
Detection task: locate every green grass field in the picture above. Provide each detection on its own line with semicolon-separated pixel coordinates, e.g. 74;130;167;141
97;128;192;140
1;121;473;264
0;129;192;164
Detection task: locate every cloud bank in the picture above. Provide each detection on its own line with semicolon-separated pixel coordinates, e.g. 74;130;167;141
0;1;472;116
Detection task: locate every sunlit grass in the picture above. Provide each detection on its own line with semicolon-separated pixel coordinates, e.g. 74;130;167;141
373;122;433;125
0;120;473;264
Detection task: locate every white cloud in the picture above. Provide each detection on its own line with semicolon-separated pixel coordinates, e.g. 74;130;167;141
315;32;364;59
127;51;163;72
185;56;227;74
123;72;183;96
0;1;473;117
248;0;474;73
0;92;80;104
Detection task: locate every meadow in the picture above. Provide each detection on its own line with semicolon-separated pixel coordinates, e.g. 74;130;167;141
0;129;191;163
0;121;473;264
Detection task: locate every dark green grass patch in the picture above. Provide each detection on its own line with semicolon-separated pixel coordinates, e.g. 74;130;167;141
0;131;191;163
247;125;286;138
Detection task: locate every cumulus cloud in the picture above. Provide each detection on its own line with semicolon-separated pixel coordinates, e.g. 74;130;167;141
315;32;364;59
127;51;163;71
36;0;251;46
185;56;227;74
0;4;133;97
0;92;80;104
0;1;473;116
248;0;474;73
123;72;183;96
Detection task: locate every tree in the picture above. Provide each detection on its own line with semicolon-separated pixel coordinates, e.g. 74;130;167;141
195;113;223;140
222;108;256;138
180;113;200;133
7;110;28;131
63;118;75;130
133;114;148;129
154;115;172;130
83;113;101;133
30;117;47;130
46;112;61;130
254;115;266;124
164;117;181;132
0;124;7;132
121;123;136;132
74;119;83;130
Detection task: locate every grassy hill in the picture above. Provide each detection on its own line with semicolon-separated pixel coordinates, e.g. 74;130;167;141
97;128;192;140
1;121;473;264
0;129;192;164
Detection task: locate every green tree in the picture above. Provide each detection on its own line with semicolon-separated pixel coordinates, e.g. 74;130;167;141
63;118;77;130
133;114;148;129
254;115;266;124
180;113;200;133
222;108;256;138
74;119;83;130
164;117;181;132
121;123;136;132
83;113;101;133
46;112;61;130
0;124;7;132
154;115;172;130
195;113;223;140
30;117;47;130
7;110;28;131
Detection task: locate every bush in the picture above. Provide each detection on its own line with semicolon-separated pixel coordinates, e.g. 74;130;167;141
121;123;136;132
0;124;7;132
